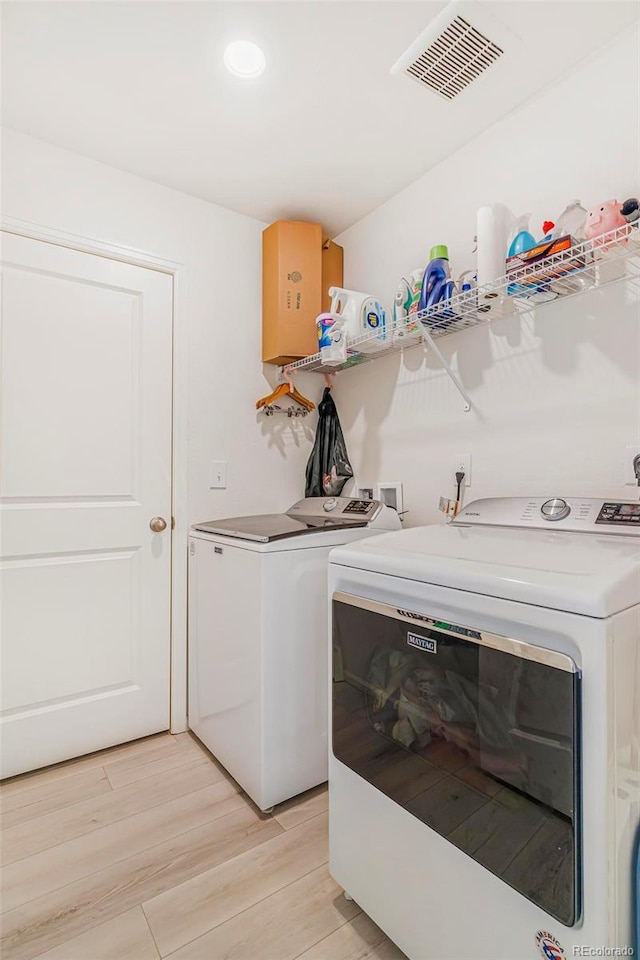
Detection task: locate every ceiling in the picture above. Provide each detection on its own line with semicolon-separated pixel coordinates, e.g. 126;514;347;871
2;1;638;235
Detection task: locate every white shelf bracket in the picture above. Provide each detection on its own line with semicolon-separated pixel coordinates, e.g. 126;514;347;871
420;325;473;412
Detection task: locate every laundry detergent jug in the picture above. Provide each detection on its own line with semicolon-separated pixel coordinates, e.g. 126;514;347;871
328;287;387;353
418;245;457;329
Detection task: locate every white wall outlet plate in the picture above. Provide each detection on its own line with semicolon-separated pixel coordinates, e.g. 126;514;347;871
455;454;471;486
624;446;640;485
209;460;227;489
375;482;404;515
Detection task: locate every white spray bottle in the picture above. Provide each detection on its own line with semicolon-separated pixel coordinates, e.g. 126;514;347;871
393;277;412;327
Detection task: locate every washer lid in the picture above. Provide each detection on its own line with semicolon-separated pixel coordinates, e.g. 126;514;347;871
329;523;640;617
192;513;369;543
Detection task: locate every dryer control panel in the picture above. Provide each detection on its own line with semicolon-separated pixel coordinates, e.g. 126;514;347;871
596;501;640;525
453;497;640;535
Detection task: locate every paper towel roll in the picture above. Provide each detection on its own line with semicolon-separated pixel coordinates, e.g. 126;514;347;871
477;203;514;287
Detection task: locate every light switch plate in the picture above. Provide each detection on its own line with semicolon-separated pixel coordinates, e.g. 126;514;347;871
209;460;227;489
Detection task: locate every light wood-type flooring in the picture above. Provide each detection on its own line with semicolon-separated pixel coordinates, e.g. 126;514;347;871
0;732;406;960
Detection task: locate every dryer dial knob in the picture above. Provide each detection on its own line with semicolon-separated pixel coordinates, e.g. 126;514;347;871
541;498;571;521
323;498;338;512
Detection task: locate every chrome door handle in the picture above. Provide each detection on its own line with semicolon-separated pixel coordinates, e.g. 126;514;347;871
150;516;167;532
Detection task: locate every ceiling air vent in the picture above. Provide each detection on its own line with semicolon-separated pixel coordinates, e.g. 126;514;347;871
391;1;514;102
406;15;503;100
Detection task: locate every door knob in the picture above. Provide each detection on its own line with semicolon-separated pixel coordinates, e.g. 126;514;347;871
150;516;167;532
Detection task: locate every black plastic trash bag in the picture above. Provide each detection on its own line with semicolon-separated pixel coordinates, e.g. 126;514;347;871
305;388;354;497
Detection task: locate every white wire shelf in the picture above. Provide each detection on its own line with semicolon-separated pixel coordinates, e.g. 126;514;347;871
282;224;640;382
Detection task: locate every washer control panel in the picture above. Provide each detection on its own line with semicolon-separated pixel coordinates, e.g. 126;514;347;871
289;496;381;520
453;497;640;535
541;498;571;521
323;498;374;515
343;499;375;515
596;502;640;525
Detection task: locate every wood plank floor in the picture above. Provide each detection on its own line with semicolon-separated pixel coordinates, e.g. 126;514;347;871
0;732;406;960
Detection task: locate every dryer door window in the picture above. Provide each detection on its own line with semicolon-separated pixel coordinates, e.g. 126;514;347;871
332;593;581;926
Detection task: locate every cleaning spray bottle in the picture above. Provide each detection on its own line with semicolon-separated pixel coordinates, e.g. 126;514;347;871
393;277;412;328
392;269;423;342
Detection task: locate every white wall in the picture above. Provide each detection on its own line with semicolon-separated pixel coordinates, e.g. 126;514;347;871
1;128;314;525
334;29;640;526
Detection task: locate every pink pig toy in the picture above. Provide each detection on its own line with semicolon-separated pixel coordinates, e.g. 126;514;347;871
583;199;627;242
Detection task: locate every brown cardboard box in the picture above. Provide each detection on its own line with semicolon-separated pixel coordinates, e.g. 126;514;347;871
262;221;323;365
321;239;344;313
261;222;344;365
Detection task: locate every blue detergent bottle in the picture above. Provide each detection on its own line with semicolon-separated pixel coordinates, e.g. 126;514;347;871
419;244;457;328
508;213;537;257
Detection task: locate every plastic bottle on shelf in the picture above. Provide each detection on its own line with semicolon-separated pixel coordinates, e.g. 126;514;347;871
316;313;347;364
418;245;457;331
393;269;424;343
328;287;388;356
393;277;412;327
507;214;537;257
551;200;588;240
407;269;424;316
419;243;455;309
457;270;479;321
458;270;475;293
328;288;385;338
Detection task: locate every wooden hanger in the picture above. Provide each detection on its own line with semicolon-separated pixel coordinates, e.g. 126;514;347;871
284;369;315;410
256;369;315;412
288;385;315;411
256;382;290;409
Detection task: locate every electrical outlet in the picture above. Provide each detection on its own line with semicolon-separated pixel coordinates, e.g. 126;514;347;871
455;454;471;486
209;460;227;489
358;487;374;500
624;446;640;485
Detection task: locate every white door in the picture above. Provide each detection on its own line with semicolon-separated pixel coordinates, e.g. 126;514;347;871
0;233;173;778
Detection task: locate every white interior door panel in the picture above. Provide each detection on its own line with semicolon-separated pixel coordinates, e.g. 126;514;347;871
0;233;173;778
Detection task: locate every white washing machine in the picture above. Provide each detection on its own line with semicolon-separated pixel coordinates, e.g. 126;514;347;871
188;496;400;812
328;497;640;960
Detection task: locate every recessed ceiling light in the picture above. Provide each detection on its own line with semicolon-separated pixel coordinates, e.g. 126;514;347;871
224;41;266;78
